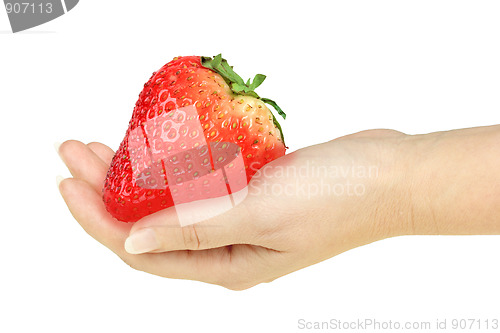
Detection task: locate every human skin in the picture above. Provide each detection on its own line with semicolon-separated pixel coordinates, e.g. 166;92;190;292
56;125;500;290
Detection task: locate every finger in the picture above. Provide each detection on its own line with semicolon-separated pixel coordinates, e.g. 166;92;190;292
132;246;232;283
58;177;222;280
58;176;278;288
132;244;279;290
58;177;280;288
58;140;108;193
87;142;115;166
124;197;259;254
58;177;132;257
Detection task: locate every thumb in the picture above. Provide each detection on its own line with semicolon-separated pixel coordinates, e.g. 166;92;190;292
124;198;256;254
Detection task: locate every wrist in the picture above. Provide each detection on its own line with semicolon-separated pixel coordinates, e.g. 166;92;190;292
360;130;443;238
393;132;443;236
396;125;500;236
368;132;418;238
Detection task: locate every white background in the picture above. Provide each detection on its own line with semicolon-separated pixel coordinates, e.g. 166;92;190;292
1;1;499;332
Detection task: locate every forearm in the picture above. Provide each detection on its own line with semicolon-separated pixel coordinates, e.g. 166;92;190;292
400;125;500;235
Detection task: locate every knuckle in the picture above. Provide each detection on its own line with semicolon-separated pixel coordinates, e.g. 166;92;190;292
220;263;259;291
118;254;140;271
181;225;202;250
223;280;256;291
263;276;278;284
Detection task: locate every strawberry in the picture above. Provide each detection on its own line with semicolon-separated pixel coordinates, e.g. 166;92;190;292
102;54;286;222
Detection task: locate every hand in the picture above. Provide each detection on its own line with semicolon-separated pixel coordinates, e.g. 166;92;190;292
57;129;409;290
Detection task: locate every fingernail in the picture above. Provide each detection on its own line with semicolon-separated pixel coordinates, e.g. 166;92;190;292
54;142;61;154
125;229;159;254
56;175;64;188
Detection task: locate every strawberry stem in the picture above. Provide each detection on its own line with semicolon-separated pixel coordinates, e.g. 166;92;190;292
201;54;286;144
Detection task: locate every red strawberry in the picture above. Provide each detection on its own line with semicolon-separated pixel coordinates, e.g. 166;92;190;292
103;54;286;222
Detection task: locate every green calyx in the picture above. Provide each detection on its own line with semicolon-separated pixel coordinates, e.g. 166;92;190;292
201;54;287;145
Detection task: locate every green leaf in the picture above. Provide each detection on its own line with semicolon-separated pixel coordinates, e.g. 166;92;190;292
249;74;266;90
232;83;246;93
244;91;260;99
212;54;222;69
221;61;245;85
201;54;287;145
201;56;214;70
269;111;286;147
261;98;286;120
